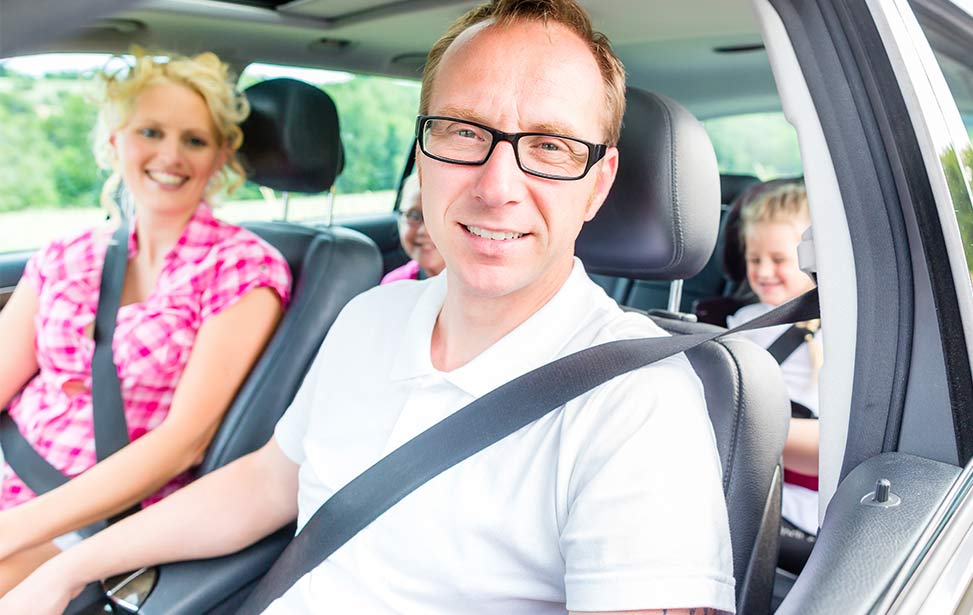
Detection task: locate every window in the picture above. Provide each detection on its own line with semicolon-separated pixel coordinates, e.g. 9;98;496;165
0;53;114;252
702;112;803;180
914;3;973;279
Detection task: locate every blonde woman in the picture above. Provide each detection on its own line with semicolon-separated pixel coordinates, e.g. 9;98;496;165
0;49;291;590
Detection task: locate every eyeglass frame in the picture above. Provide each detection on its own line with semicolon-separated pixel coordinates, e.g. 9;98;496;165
415;115;609;181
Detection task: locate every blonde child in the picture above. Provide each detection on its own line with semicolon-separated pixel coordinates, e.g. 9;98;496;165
726;182;821;572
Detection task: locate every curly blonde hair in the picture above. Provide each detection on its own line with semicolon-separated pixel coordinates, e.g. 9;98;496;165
94;47;250;211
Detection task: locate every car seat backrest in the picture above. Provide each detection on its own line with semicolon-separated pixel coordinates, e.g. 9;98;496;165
578;86;791;614
199;78;382;472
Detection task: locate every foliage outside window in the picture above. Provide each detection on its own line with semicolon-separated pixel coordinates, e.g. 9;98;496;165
703;112;803;181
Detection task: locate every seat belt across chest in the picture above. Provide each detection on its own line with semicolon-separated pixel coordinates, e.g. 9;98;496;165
239;287;820;613
0;216;134;533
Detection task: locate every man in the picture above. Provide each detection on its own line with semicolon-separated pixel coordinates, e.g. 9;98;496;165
0;1;734;613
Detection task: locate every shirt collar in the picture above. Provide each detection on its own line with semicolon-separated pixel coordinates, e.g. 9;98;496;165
127;202;218;264
389;258;602;397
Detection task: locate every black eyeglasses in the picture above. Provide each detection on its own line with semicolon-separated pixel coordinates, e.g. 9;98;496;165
416;115;608;181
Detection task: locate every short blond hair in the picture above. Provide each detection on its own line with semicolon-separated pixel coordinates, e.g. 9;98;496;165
419;0;626;145
740;182;810;243
94;47;250;210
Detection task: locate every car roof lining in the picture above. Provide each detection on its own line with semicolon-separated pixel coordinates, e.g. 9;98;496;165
5;0;784;120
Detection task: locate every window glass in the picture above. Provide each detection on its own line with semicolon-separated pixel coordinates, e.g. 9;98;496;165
915;6;973;279
702;112;803;180
0;53;115;252
222;63;421;226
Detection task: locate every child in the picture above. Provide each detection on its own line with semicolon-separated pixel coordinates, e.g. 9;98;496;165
726;181;821;573
381;174;445;284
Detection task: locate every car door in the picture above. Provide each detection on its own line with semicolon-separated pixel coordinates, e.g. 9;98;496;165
753;0;973;610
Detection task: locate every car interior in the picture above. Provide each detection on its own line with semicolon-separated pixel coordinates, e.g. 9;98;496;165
4;0;973;612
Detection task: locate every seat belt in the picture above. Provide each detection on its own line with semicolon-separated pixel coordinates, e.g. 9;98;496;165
239;287;820;614
767;323;812;365
0;215;135;533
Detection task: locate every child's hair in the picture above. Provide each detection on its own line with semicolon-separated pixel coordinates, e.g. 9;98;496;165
738;180;810;245
93;46;250;212
740;180;821;380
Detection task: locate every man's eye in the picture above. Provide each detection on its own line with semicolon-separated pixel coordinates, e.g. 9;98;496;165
455;128;478;139
538;141;562;152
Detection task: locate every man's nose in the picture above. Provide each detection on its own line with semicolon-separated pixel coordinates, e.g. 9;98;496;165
472;141;527;207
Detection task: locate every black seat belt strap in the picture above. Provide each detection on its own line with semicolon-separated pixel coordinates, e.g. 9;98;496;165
1;216;132;513
767;323;811;365
239;287;820;614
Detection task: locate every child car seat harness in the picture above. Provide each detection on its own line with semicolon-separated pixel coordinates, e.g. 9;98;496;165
0;215;138;535
239;287;820;614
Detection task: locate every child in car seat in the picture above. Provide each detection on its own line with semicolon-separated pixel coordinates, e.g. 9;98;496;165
726;181;821;573
381;174;446;283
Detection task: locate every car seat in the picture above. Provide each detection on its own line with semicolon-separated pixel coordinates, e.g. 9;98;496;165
578;88;791;615
64;79;382;614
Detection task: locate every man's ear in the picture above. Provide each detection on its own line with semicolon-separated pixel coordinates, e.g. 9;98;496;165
583;146;619;222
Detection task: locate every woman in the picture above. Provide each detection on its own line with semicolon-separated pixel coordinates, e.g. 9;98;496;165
381;174;445;283
0;49;291;591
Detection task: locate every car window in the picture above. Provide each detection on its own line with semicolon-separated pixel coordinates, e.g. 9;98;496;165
0;55;421;255
915;4;973;280
219;63;421;226
0;53;118;253
702;111;803;180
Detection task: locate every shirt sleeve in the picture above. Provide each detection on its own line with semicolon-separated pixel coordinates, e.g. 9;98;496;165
19;237;65;295
273;340;327;464
560;357;737;613
200;237;292;321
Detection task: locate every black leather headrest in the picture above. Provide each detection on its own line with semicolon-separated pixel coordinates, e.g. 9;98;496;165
238;78;344;193
576;89;720;281
720;173;761;206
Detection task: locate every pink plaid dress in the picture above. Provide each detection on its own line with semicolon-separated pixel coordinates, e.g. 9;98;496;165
2;203;291;510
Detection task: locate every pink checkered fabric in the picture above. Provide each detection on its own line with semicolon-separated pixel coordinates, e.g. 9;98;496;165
3;203;291;510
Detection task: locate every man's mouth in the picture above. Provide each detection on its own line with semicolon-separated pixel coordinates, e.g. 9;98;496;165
464;224;524;241
147;170;188;187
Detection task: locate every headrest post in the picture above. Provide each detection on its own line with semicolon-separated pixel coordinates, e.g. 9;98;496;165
667;279;684;313
281;191;291;221
324;190;335;228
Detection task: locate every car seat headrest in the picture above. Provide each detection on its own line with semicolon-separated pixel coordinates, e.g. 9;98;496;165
238;78;344;193
576;88;720;281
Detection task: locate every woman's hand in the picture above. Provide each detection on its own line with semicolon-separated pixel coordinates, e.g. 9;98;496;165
0;556;85;614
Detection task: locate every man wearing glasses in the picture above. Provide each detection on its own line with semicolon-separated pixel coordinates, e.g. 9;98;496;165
2;1;733;614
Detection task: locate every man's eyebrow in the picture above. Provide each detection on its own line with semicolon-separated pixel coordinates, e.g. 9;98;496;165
433;107;584;138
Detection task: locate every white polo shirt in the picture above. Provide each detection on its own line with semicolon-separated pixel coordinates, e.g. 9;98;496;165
271;259;735;614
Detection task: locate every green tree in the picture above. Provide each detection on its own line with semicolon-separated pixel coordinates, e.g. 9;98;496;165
41;90;101;207
941;145;973;273
0;88;59;211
